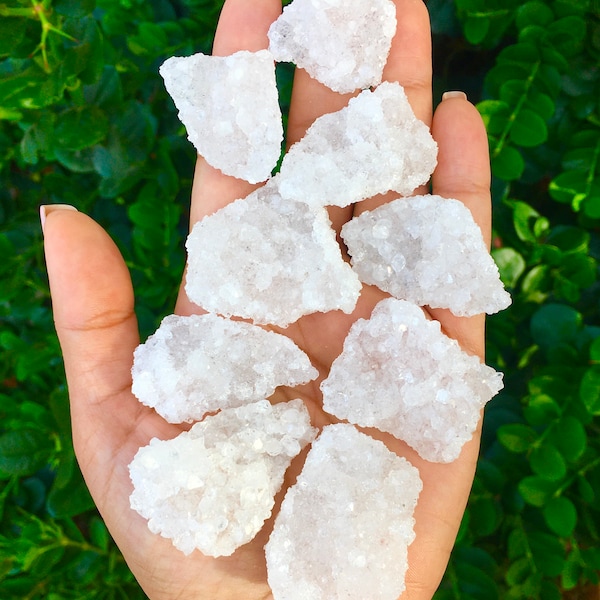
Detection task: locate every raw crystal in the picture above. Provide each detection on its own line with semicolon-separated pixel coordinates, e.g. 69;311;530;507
268;0;396;94
129;399;317;557
266;423;421;600
341;195;512;316
159;50;282;183
321;299;504;463
185;177;361;326
277;83;437;207
131;313;318;423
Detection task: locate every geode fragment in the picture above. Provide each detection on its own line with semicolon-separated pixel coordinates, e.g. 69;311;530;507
159;50;282;183
321;299;504;463
268;0;397;94
266;423;421;600
341;195;511;316
129;400;317;557
131;313;318;423
277;83;437;207
185;177;361;326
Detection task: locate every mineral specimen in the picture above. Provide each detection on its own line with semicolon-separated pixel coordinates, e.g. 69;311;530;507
341;195;512;316
159;50;282;183
321;299;504;463
268;0;397;94
265;423;422;600
184;177;361;326
129;399;317;557
277;83;438;207
131;313;318;423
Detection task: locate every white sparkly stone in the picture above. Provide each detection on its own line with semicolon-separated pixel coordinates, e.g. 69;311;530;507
131;313;318;423
266;424;421;600
129;399;317;557
185;177;361;326
159;50;282;183
321;299;504;463
341;195;512;316
278;83;437;207
268;0;396;94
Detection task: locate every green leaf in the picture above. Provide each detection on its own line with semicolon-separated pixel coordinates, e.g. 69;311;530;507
524;394;561;426
582;182;600;218
47;453;94;518
530;303;582;349
54;0;95;17
529;443;567;481
505;556;531;586
516;2;554;29
549;171;588;207
528;531;566;576
90;517;110;551
510;108;548;147
464;16;490;45
55;106;109;151
518;476;556;506
492;144;525;181
543;496;578;537
510;200;549;243
521;265;551;302
0;18;27;56
498;423;537;453
552;416;587;462
580;366;600;415
470;497;502;536
0;430;54;478
547;225;590;254
492;247;526;287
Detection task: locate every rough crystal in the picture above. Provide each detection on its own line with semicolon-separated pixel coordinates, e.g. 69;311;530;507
341;195;512;316
266;423;421;600
159;50;282;183
185;177;361;326
277;83;437;207
129;399;317;557
268;0;396;94
321;299;504;463
131;313;318;423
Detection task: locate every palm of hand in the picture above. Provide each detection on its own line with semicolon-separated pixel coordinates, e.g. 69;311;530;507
44;1;493;599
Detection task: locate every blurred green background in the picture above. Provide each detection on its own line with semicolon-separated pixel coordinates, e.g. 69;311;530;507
0;0;599;598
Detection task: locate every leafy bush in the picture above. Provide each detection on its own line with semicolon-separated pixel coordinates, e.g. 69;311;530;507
0;0;598;598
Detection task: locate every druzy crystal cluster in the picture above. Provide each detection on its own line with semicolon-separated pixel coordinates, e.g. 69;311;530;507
130;0;511;598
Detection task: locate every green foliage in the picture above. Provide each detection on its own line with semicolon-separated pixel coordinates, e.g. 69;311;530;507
1;0;599;598
1;0;222;596
437;1;600;599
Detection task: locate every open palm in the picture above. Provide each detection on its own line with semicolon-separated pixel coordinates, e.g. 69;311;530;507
44;1;493;598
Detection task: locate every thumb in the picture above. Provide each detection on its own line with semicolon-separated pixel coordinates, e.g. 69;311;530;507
42;205;144;474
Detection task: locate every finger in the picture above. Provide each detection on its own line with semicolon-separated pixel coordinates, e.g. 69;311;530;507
355;0;433;216
42;206;173;466
176;0;282;315
428;93;492;359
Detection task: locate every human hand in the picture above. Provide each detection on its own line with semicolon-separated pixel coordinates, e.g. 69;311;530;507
43;1;492;598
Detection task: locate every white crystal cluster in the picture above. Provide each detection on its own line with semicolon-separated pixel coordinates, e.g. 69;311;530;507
159;50;282;183
131;0;512;596
341;195;512;316
321;299;504;463
131;313;317;423
268;0;397;93
129;400;316;557
278;83;438;207
266;424;422;600
185;178;361;326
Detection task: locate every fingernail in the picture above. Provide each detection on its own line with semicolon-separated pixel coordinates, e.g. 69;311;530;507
40;204;78;234
442;91;468;101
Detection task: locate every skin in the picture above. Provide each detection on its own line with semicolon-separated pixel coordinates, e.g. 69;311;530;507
42;0;492;598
